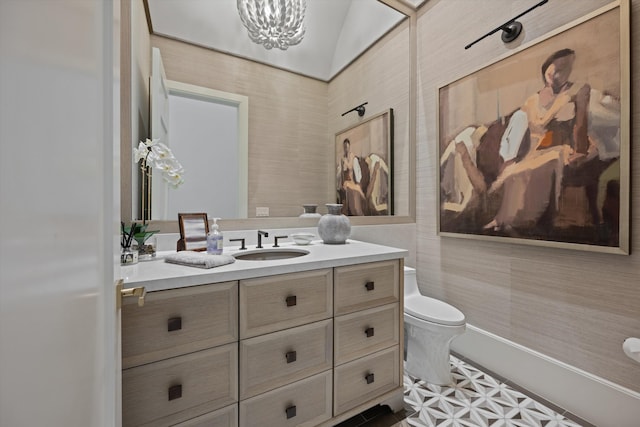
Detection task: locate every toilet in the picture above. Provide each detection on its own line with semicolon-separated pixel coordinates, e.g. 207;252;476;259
403;266;466;385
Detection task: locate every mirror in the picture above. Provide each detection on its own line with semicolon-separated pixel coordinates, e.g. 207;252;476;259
122;0;416;228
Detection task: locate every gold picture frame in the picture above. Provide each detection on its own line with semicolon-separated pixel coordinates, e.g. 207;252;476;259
437;0;630;254
335;109;394;216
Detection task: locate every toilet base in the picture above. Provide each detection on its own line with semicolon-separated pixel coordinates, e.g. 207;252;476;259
404;316;465;386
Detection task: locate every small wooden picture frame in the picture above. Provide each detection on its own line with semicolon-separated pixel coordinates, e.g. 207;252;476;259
177;213;209;251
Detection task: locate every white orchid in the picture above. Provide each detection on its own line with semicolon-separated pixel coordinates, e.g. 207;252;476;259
163;168;184;189
133;141;150;163
134;138;184;188
151;141;174;160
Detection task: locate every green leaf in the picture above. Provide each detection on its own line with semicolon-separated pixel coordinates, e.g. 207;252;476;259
133;230;159;244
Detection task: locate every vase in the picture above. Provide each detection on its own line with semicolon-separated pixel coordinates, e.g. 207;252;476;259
121;248;139;265
317;203;351;244
134;235;157;261
299;204;321;218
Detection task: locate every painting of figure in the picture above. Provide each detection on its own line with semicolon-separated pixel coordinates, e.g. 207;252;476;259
336;109;393;216
438;3;629;253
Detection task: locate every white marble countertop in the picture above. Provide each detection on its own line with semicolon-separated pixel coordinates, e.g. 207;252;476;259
122;239;408;292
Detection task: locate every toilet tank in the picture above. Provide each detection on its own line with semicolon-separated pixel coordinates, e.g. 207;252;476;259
403;266;419;296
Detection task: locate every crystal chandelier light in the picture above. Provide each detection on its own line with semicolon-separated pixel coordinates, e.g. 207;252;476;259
237;0;307;50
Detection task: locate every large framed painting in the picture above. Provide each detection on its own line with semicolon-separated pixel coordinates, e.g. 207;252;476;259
336;109;394;216
437;0;630;254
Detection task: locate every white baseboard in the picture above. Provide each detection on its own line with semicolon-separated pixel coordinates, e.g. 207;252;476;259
450;324;640;427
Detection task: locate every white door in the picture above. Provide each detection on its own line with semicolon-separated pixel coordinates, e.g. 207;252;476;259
0;1;120;426
164;81;249;220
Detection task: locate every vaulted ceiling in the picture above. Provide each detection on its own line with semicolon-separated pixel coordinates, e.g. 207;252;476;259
146;0;419;81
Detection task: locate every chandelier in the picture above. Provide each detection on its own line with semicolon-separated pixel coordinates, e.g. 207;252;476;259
237;0;307;50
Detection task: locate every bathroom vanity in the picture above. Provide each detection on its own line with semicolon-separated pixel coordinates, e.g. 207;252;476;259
120;239;407;427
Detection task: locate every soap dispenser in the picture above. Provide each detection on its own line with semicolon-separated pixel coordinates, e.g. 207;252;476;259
207;218;223;255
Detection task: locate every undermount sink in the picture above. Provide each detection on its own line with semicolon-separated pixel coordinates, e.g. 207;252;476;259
233;248;310;261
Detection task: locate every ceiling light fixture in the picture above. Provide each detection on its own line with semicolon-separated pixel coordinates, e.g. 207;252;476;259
237;0;307;51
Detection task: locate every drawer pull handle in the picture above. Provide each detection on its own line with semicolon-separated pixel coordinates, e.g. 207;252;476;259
117;283;146;308
285;405;297;419
286;295;297;307
167;317;182;332
365;327;375;338
365;373;375;384
285;350;297;363
365;281;375;291
168;384;182;401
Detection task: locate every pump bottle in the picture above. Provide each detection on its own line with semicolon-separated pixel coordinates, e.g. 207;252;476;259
207;218;224;255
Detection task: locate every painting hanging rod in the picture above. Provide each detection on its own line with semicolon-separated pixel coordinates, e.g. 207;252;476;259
342;102;368;117
464;0;548;50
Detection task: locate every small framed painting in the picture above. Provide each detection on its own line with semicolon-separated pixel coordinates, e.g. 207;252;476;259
335;109;394;216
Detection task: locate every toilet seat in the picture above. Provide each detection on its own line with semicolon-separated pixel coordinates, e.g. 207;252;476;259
405;294;465;326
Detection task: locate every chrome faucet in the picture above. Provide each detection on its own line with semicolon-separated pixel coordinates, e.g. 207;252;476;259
257;230;269;248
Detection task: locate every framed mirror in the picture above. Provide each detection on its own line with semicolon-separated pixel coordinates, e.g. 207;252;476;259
122;0;416;231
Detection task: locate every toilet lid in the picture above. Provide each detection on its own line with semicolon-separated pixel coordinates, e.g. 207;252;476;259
405;295;465;326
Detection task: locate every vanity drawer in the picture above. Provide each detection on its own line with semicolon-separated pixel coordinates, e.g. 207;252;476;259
122;282;238;369
334;303;399;365
333;346;400;415
239;370;332;427
173;404;237;427
239;269;332;338
239;319;333;399
122;343;238;427
334;260;399;315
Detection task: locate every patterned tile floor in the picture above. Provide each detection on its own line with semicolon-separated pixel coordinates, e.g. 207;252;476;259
337;354;594;427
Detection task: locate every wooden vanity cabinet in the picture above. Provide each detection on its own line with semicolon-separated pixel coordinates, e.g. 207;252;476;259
121;282;239;427
239;370;333;427
122;282;238;369
121;258;404;427
331;260;402;417
238;269;334;426
239;269;333;338
237;261;402;426
172;405;238;427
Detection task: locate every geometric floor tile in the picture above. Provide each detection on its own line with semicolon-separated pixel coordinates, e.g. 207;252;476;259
402;356;585;427
337;355;590;427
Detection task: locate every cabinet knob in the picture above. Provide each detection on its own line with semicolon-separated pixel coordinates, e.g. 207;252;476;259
364;281;375;291
285;405;297;419
286;295;297;307
365;327;375;338
167;317;182;332
285;350;297;363
168;384;182;401
365;373;375;384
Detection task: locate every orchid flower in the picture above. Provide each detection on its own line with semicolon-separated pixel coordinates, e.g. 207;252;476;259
134;138;184;188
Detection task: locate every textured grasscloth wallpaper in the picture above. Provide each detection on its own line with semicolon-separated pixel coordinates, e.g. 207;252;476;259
415;0;640;392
